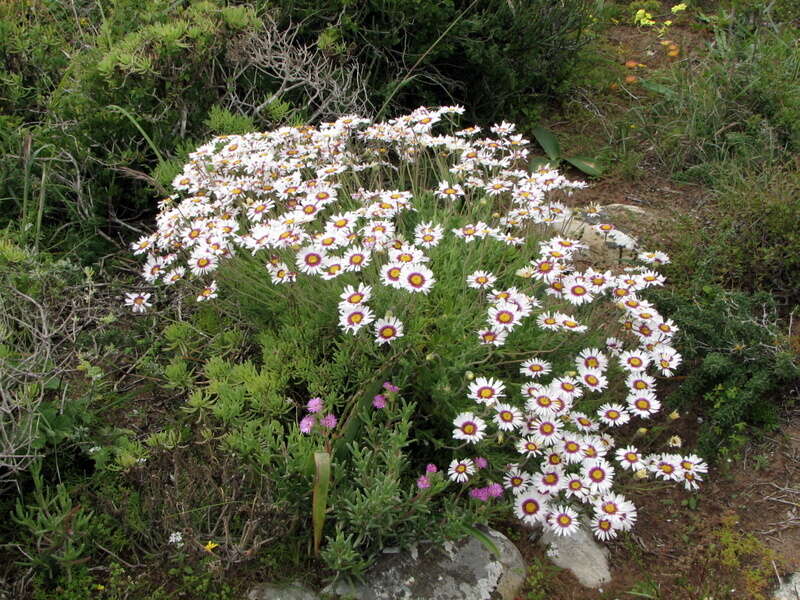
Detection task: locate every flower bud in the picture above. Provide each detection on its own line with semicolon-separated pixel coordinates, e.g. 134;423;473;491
668;410;681;421
465;371;475;381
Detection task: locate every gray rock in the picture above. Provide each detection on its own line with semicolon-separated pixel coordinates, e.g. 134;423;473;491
248;582;321;600
323;527;525;600
774;572;800;600
602;203;647;216
539;526;611;589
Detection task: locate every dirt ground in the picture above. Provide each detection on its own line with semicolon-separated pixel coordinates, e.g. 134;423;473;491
502;410;800;600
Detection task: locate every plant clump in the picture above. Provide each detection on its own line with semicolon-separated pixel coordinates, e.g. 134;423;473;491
128;106;706;569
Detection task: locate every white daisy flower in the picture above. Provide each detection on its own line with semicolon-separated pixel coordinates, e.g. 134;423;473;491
296;247;327;275
448;458;475;483
339;283;373;306
548;505;579;537
515;490;547;526
379;263;404;288
493;403;523;431
452;412;487;443
625;390;661;418
434;181;465;200
615;446;643;471
520;358;552;378
516;436;543;457
597;403;631;427
400;264;435;294
535;467;566;495
576;348;608;372
374;316;404;345
477;328;508;347
487;301;522;331
503;466;532;495
468;376;506;405
579;370;608;393
619;350;651;373
124;292;152;313
339;305;375;334
626;373;656;394
591;516;619;541
582;458;615;492
196;281;218;302
466;270;497;290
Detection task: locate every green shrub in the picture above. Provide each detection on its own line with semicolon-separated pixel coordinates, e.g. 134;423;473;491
629;26;800;182
121;107;715;585
269;0;593;122
669;167;800;306
651;284;799;458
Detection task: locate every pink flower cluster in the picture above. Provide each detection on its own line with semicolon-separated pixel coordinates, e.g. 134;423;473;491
373;381;401;409
299;397;338;434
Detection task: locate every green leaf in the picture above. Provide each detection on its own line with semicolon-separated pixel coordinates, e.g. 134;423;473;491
528;156;555;171
460;525;500;558
564;156;604;177
532;126;561;161
312;451;331;555
639;79;674;97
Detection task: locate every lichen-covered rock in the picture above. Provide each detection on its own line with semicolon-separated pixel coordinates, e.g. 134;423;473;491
323;528;525;600
248;582;321;600
538;526;611;588
773;572;800;600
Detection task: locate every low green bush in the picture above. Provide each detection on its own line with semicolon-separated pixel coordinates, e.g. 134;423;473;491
114;107;711;587
628;25;800;183
652;284;799;458
668;167;800;306
269;0;593;122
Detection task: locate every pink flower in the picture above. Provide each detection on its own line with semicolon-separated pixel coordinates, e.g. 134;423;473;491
417;475;431;489
426;463;438;474
299;415;315;434
469;487;490;502
487;483;503;498
320;413;338;429
372;394;386;409
383;381;400;393
306;397;323;413
474;457;488;470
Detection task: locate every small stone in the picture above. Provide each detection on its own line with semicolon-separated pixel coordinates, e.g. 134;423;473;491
774;572;800;599
539;526;611;588
323;528;525;600
248;582;320;600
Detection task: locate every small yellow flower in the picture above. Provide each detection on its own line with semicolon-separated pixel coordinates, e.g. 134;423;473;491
634;9;656;26
672;3;688;14
634;427;648;438
668;410;681;420
634;468;649;480
203;541;219;552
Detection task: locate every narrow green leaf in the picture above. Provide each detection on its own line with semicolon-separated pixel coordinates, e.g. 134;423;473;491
528;156;556;171
564;156;604;177
639;79;674;97
532;126;561;161
461;524;500;558
312;451;331;555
